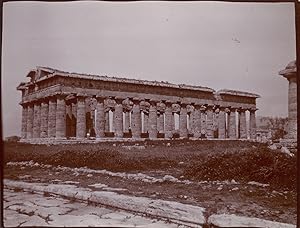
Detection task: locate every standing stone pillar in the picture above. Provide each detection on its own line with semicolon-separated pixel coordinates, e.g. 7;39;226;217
56;94;66;138
143;112;149;133
71;102;77;137
187;105;195;135
249;109;257;139
33;100;41;138
164;101;173;139
124;112;130;133
200;105;207;136
225;108;230;138
40;99;49;138
95;96;105;138
193;104;201;138
26;103;34;139
238;108;247;139
179;103;188;138
105;111;110;132
287;77;297;139
65;102;72;138
228;108;237;139
21;103;28;139
171;113;175;131
76;95;86;139
131;98;141;139
206;105;214;139
149;100;158;139
48;96;56;138
218;107;226;139
157;112;164;133
114;97;124;138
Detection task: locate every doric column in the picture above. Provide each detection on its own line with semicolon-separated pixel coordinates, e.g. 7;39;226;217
157;112;164;133
105;111;109;132
33;100;41;138
164;100;173;139
48;96;56;138
148;99;158;139
56;94;66;138
218;107;226;139
200;105;207;135
206;105;214;139
40;99;49;138
76;95;86;139
187;105;195;135
179;103;188;138
26;103;34;139
114;97;124;138
249;108;257;139
65;102;72;138
131;98;141;138
228;108;237;139
143;112;149;133
21;103;28;139
238;108;247;139
95;96;105;138
193;104;201;138
71;102;77;137
288;77;297;139
124;112;130;133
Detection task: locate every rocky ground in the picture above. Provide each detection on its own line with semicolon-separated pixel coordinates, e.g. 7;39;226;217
3;140;297;226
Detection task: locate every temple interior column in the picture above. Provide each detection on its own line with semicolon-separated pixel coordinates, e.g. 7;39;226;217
21;103;28;139
218;107;226;139
193;104;201;138
56;95;66;138
114;97;124;138
26;103;34;139
33;100;41;138
164;101;173;139
40;99;49;138
179;103;188;138
148;100;158;139
200;105;207;136
206;105;214;139
76;95;86;138
238;108;247;139
131;98;141;138
228;108;237;139
249;109;257;139
48;97;56;138
95;96;105;138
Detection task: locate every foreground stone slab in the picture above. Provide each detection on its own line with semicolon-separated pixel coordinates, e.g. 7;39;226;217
4;179;205;227
208;214;296;228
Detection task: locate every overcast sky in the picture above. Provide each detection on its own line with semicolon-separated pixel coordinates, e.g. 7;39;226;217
1;1;296;137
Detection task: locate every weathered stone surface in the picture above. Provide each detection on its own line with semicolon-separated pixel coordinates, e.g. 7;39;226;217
40;100;49;138
47;97;56;138
148;101;158;139
124;111;130;133
218;108;226;139
157;112;164;133
105;111;109;132
131;99;141;138
206;106;214;139
164;102;173;139
238;109;247;139
76;96;86;138
208;214;296;228
288;78;297;139
33;101;41;138
228;109;237;139
179;104;188;138
249;109;256;139
114;100;124;138
95;98;105;138
21;104;28;139
55;95;66;138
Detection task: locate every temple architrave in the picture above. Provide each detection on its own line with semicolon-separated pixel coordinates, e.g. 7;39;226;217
17;67;260;143
279;60;297;149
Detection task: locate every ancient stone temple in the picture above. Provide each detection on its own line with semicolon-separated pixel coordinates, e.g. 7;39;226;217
17;67;260;143
279;60;297;149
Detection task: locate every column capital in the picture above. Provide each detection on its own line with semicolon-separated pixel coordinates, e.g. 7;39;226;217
149;99;158;105
249;108;258;113
237;107;247;113
96;95;106;102
132;97;141;104
115;96;124;104
165;100;173;107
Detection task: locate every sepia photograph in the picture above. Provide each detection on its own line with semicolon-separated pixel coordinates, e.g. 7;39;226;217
2;1;297;227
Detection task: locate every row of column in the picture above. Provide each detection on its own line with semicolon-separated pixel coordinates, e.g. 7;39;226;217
21;95;257;140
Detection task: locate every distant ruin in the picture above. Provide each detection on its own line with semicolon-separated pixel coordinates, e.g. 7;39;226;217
17;67;260;143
